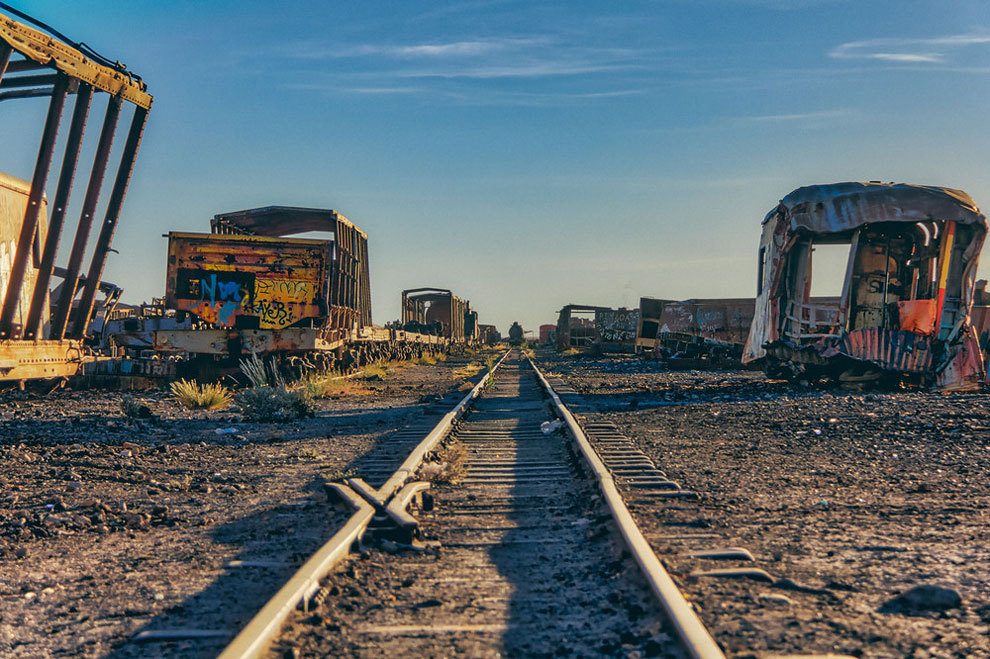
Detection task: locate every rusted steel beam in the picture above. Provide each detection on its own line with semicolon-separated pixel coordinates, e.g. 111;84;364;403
0;72;68;339
0;41;12;83
24;83;93;339
0;72;56;87
73;105;148;338
0;87;55;101
4;58;46;73
50;93;122;339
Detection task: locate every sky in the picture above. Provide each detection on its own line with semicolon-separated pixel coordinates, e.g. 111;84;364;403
5;0;990;334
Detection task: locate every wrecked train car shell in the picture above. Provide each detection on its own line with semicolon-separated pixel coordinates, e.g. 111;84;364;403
155;207;372;357
555;304;639;352
743;182;986;390
0;8;151;381
400;288;474;343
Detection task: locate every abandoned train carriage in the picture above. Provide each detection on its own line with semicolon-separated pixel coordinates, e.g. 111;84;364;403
155;206;373;357
743;182;987;390
400;287;478;343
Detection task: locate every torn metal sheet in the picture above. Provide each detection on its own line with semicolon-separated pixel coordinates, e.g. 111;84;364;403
744;181;987;390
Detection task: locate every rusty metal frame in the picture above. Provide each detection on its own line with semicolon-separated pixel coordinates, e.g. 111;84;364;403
401;287;471;341
0;7;151;381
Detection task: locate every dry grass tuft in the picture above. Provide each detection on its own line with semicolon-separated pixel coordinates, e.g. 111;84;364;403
170;379;233;410
298;371;366;398
453;361;483;380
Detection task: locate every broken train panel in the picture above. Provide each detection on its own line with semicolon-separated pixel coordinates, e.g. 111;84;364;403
743;182;986;390
0;7;151;381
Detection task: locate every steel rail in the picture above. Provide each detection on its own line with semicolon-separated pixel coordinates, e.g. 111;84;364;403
528;358;726;659
219;349;510;659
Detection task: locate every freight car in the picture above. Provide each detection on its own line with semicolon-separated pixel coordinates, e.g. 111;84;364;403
0;6;151;382
153;206;376;359
743;182;987;390
400;288;479;344
555;304;639;353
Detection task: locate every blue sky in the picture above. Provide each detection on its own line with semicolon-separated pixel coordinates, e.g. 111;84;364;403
6;0;990;333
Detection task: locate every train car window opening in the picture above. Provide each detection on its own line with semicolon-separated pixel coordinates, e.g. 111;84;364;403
809;242;851;298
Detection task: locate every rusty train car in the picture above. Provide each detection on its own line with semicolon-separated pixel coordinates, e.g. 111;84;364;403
145;214;482;366
153;206;392;360
400;287;479;344
555;304;639;353
743;182;987;390
0;7;151;382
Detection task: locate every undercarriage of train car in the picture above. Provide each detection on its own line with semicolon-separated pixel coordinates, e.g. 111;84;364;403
0;6;151;383
743;182;987;390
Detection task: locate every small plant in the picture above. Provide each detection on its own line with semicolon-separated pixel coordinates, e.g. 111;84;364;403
361;363;388;380
415;354;437;366
169;379;232;410
485;355;496;372
120;394;154;418
453;362;483;380
298;371;364;398
239;353;285;388
235;386;312;423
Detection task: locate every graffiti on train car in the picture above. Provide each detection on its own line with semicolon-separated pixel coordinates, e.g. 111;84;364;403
595;308;639;343
174;268;320;329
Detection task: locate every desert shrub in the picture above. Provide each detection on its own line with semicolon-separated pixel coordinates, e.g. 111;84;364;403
169;379;232;410
453;362;483;379
239;353;285;388
235;386;312;422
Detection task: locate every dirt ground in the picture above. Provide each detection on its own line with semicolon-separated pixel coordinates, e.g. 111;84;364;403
539;352;990;659
0;352;491;658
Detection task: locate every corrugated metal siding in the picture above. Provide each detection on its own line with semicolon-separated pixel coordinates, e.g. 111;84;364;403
820;328;935;373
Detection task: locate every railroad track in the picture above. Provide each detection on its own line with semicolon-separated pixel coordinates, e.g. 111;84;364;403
219;351;725;658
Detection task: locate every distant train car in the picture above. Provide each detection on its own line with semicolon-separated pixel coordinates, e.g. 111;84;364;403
401;288;476;343
555;304;638;352
744;182;986;390
478;324;501;345
155;206;372;357
539;324;556;345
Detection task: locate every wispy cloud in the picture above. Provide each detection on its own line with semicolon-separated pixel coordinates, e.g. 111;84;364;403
288;37;550;60
279;33;654;103
740;109;854;122
830;34;990;64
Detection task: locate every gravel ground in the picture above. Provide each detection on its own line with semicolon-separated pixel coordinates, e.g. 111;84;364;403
0;352;492;658
539;352;990;659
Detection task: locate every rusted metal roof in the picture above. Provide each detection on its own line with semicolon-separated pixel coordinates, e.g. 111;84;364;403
768;182;985;234
211;206;365;239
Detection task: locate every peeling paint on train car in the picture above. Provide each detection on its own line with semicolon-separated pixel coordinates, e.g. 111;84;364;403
165;232;331;330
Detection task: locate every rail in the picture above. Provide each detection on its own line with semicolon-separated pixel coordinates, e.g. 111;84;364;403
529;357;726;659
218;349;510;659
